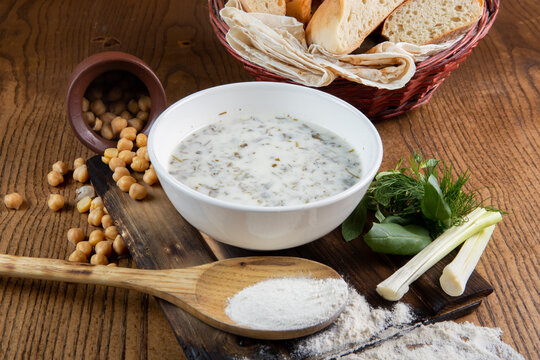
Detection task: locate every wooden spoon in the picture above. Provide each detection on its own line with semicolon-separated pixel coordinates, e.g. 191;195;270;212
0;254;346;340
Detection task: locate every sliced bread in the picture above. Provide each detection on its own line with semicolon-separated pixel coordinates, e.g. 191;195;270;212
240;0;286;15
306;0;406;55
382;0;484;45
286;0;312;24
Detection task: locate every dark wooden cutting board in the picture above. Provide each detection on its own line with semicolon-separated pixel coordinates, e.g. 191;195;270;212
87;156;493;359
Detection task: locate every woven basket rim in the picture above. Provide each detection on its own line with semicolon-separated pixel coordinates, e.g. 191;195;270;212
208;0;499;85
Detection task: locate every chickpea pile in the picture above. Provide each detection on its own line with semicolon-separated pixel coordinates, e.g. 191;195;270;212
82;71;151;141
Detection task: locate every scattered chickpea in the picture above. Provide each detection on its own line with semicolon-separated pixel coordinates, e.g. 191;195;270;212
111;117;128;136
104;225;118;240
4;193;23;210
117;138;133;152
82;97;90;112
116;176;136;192
143;167;158;185
88;229;106;246
112;167;130;182
113;235;127;255
90;196;104;210
67;228;85;245
120;127;137;141
129;183;147;200
92;118;103;131
76;241;93;257
95;240;113;257
76;196;92;213
88;207;105;227
118;150;135;165
136;146;150;162
104;147;119;159
74;158;85;169
73;165;89;183
127;99;139;114
68;250;88;263
90;253;108;265
131;156;149;172
138;95;151;112
47;170;64;187
52;161;69;175
136;111;149;122
48;194;65;211
127;118;144;132
91;99;106;116
83;111;95;125
109;157;126;171
101;214;114;229
101;123;114;140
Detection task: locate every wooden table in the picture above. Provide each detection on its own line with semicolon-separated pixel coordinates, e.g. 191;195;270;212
0;0;537;358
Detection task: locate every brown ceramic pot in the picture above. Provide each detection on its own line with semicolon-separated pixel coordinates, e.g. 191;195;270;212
66;51;167;153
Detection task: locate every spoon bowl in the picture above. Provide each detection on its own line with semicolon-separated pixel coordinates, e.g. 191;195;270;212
0;255;346;340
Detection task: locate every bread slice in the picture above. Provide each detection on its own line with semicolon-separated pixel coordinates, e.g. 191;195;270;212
286;0;312;24
306;0;406;55
382;0;484;45
240;0;286;15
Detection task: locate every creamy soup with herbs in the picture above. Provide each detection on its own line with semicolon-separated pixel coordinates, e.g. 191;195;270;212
168;115;361;207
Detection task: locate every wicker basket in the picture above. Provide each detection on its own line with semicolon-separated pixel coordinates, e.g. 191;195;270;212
208;0;499;120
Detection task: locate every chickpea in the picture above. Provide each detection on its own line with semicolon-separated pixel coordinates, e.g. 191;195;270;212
138;95;151;112
118;150;135;165
131;156;149;173
120;110;132;120
107;263;118;267
74;158;85;169
73;165;89;183
101;156;110;165
88;87;103;100
127;99;139;114
101;112;116;123
101;214;114;229
92;118;103;131
91;196;104;210
129;183;147;200
111;117;128;136
67;228;85;245
136;111;149;122
52;161;69;175
48;194;65;211
76;196;92;213
120;127;137;141
90;253;109;265
104;225;118;240
101;123;114;140
83;111;95;125
108;157;126;171
4;193;23;210
109;100;126;115
76;241;93;257
117;138;133;152
91;99;106;116
143;167;158;185
104;147;119;159
127;118;144;132
82;97;90;112
136;146;149;162
112;167;130;182
106;87;122;102
88;229;105;246
113;235;127;255
136;133;148;148
103;207;109;214
47;170;64;187
95;240;113;257
116;176;136;192
68;250;88;263
88;208;105;227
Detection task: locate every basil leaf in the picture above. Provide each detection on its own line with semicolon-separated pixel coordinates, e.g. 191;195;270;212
364;223;432;255
421;174;452;227
342;197;368;242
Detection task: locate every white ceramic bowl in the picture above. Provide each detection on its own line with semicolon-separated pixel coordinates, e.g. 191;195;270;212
148;82;383;250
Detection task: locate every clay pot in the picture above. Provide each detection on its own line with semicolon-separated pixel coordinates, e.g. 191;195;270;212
66;51;167;153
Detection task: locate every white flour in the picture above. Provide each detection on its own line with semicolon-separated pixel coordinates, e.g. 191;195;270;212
225;277;349;331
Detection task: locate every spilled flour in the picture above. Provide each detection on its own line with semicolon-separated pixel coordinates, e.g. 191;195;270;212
289;288;524;360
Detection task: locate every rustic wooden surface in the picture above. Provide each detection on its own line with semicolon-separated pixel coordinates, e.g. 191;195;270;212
0;0;537;359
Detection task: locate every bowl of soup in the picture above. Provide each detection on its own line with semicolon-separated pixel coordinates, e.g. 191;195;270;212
148;82;383;250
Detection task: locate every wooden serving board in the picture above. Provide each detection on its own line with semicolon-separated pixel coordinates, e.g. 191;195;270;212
87;156;493;359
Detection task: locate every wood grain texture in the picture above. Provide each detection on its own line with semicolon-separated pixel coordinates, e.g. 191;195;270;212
0;0;538;358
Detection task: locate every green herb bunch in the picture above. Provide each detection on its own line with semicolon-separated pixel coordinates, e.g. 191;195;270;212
342;152;489;255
